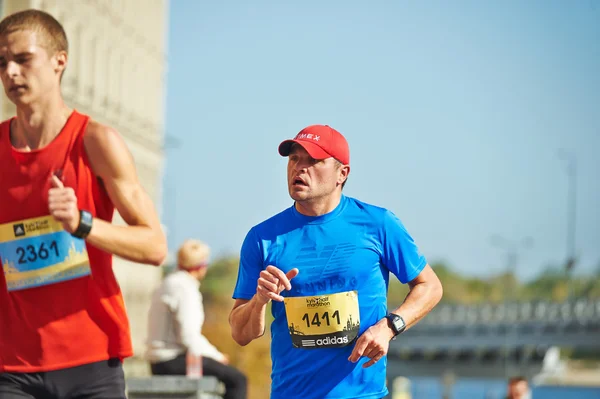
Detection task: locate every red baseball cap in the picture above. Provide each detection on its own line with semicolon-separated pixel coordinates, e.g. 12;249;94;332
278;125;350;165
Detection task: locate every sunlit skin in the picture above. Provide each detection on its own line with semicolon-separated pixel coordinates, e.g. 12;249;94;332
287;143;349;216
0;29;64;103
0;29;69;150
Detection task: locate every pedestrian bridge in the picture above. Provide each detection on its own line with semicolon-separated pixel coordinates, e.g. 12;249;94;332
387;299;600;379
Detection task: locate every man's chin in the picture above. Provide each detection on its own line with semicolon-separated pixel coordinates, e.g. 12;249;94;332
289;190;310;201
8;93;31;106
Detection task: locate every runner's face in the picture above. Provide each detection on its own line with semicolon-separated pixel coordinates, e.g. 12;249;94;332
0;30;64;105
508;381;529;399
287;144;343;202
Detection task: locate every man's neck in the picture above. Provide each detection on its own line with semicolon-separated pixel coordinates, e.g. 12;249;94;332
11;95;72;151
295;192;343;217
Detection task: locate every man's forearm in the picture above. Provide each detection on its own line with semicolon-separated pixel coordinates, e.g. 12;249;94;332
393;280;443;330
86;218;167;266
230;295;269;346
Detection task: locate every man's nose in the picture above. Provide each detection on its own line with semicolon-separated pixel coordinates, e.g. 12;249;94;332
6;61;19;78
294;160;309;172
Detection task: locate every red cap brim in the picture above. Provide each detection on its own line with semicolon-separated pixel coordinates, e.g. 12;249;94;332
278;140;331;160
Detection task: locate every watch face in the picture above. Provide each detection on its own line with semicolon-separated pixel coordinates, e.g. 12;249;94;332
388;313;405;334
393;317;405;330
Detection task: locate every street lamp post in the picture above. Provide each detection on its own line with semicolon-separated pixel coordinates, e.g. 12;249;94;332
557;150;577;300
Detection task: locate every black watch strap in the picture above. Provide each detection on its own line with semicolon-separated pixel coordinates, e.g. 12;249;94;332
72;210;93;239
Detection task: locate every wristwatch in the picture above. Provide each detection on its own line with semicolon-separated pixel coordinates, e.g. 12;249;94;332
385;312;406;339
72;210;93;239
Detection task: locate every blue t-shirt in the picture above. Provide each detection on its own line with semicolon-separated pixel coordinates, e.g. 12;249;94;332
233;195;427;399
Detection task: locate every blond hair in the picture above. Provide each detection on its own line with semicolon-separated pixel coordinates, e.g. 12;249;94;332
0;9;68;55
177;239;210;269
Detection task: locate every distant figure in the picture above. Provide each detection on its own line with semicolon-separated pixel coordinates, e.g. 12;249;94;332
506;376;531;399
146;239;247;399
532;345;565;384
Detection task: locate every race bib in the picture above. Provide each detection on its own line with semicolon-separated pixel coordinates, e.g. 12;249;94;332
0;215;91;292
284;290;360;349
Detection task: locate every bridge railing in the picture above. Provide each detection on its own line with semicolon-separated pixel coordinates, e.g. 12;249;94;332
418;299;600;326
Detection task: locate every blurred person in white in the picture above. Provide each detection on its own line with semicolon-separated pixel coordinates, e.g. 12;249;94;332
506;376;531;399
145;239;247;399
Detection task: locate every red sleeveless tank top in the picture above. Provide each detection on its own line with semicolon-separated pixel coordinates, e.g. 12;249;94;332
0;110;133;372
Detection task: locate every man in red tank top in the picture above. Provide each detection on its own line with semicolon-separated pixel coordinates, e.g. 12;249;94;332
0;9;167;399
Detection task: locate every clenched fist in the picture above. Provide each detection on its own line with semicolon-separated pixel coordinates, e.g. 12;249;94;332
48;175;80;234
256;265;299;304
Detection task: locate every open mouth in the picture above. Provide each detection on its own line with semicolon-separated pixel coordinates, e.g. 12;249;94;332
9;85;27;92
293;177;308;187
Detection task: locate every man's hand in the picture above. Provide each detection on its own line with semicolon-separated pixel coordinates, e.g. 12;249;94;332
348;318;395;368
48;175;80;234
256;266;299;305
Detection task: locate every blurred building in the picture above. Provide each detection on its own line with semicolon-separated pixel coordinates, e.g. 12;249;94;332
0;0;169;376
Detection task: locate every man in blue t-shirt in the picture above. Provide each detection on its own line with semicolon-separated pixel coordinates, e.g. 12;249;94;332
229;125;443;399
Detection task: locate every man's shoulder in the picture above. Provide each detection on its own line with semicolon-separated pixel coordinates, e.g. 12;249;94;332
81;117;129;176
82;118;119;146
344;195;391;219
250;205;294;233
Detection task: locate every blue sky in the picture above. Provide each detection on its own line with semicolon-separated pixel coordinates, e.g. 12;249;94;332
163;1;599;281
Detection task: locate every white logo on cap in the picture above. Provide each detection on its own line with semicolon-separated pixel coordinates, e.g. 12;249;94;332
296;133;321;142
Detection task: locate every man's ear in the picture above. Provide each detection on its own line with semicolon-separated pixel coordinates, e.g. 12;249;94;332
338;164;350;185
54;50;68;79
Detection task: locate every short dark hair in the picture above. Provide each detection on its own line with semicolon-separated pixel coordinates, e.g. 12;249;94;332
508;376;528;384
0;9;68;56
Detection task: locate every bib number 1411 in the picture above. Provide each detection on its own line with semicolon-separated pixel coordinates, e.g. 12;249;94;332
301;310;341;328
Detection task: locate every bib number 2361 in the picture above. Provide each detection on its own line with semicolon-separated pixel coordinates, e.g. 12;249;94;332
1;216;90;292
284;290;360;349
